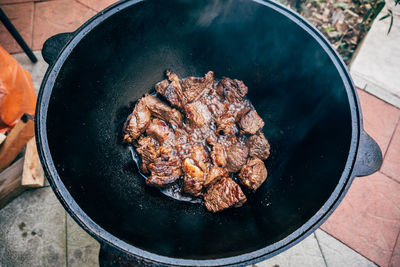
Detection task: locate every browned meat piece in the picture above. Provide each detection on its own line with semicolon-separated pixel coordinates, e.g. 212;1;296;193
166;70;183;86
204;166;228;187
182;158;205;196
216;78;248;103
235;107;251;121
238;110;264;134
247;133;270;160
135;136;160;173
206;89;226;117
205;131;218;144
122;99;151;143
182;71;214;102
204;177;247;212
186;101;212;128
210;143;226;167
123;70;271;212
173;128;189;157
159;146;173;158
239;157;267;191
226;142;248;173
155;80;183;109
174;128;188;145
216;114;237;136
155;71;185;109
142;94;183;127
145;118;174;144
190;144;208;172
146;154;181;187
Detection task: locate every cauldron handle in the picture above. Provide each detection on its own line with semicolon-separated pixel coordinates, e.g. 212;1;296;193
352;130;382;177
99;242;157;266
42;32;74;65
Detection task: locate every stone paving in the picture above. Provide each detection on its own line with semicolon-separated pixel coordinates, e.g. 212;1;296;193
350;8;400;108
0;0;399;266
0;187;376;267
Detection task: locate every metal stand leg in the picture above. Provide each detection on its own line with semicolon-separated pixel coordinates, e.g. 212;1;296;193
0;8;37;63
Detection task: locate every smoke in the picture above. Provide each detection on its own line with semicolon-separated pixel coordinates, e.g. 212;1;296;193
195;0;234;27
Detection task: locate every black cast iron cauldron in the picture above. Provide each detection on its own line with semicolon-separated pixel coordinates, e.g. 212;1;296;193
36;0;382;266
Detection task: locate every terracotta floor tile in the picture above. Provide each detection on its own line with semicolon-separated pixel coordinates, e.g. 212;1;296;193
76;0;118;12
390;232;400;267
381;123;400;182
32;0;96;50
321;172;400;267
0;0;33;4
357;89;400;157
0;0;57;3
0;3;33;54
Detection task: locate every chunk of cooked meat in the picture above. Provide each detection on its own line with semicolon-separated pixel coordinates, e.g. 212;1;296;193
124;71;271;212
142;94;183;127
235;107;251;122
186;101;213;128
182;71;214;102
216;114;237;136
122;99;151;143
182;158;204;196
226;142;248;173
155;71;185;109
204;166;228;187
247;133;270;160
146;154;181;187
159;146;173;158
238;110;264;134
145;118;174;144
190;144;208;172
216;78;248;103
166;70;183;87
209;142;227;167
155;80;183;109
135;136;160;173
206;89;226;117
239;157;267;191
204;177;247;212
174;128;188;145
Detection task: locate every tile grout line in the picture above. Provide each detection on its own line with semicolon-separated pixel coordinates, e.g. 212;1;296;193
73;0;98;13
382;115;400;160
388;226;400;265
0;2;32;7
379;115;400;184
31;1;35;48
65;210;68;267
381;171;400;184
358;87;400;112
0;0;56;3
314;232;329;267
319;229;379;266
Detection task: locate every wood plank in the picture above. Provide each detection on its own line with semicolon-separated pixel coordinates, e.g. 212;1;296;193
0;157;25;209
0;115;34;172
0;133;5;145
22;137;44;187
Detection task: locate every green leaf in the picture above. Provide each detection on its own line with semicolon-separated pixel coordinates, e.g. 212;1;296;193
379;14;391;20
362;8;373;23
371;2;385;20
324;27;336;32
387;12;394;34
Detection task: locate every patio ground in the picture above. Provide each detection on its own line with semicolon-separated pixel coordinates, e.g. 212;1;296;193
0;0;399;266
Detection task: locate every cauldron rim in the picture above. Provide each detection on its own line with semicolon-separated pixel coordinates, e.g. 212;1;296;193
35;0;362;265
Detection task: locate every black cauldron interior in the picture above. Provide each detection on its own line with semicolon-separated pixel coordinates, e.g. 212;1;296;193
46;0;352;260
